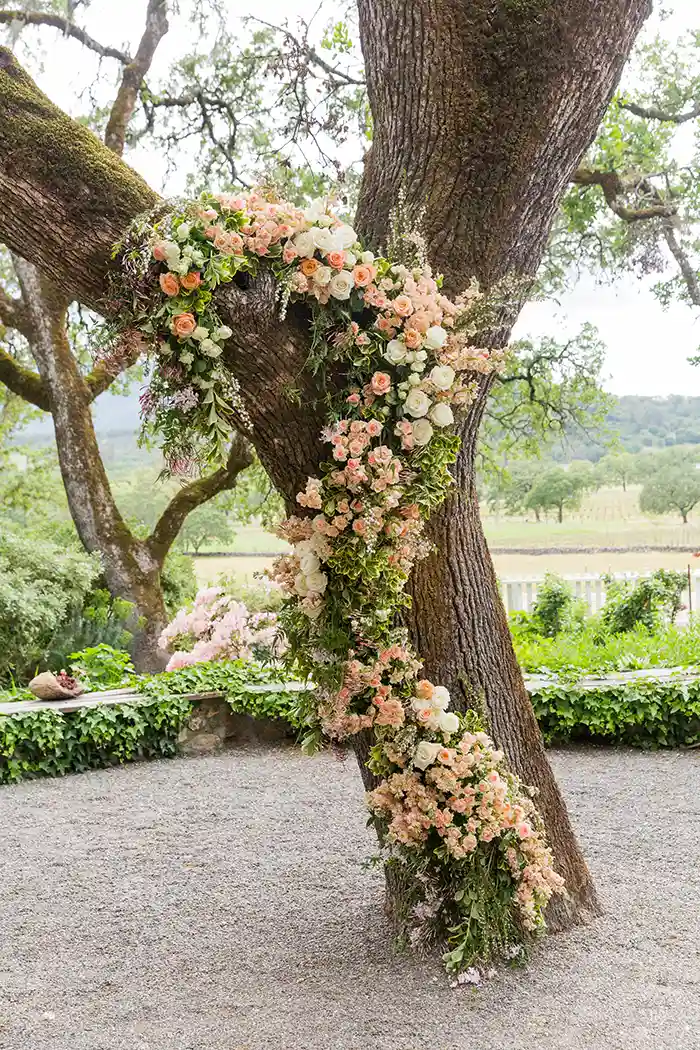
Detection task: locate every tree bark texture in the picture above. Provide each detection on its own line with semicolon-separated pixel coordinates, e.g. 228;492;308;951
0;0;652;930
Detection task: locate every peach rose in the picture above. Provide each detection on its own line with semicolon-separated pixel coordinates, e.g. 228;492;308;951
404;328;423;349
327;250;346;269
415;679;434;700
159;273;180;297
370;371;392;395
300;258;320;277
204;224;222;240
153;241;169;262
179;271;201;292
392;294;414;317
410;310;431;333
352;263;375;287
213;231;234;254
171;312;196;338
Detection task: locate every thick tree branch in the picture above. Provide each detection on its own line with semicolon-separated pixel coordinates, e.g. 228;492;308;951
104;0;169;156
0;10;130;63
571;167;677;221
0;345;48;409
620;98;700;124
147;433;253;560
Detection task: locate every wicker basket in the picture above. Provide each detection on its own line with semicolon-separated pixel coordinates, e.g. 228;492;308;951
28;671;83;701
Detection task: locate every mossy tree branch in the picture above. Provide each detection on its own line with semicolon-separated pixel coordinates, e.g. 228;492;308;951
104;0;169;156
0;345;48;409
147;433;254;561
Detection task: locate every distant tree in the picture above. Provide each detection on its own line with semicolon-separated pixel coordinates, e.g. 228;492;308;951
639;466;700;524
567;459;600;493
525;466;586;523
177;499;236;554
598;451;639;491
485;460;542;517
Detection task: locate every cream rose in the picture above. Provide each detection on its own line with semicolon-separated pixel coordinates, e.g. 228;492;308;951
432;685;451;709
413;741;442;771
411;418;434;447
312;226;336;253
314;265;332;286
332;224;358;249
192;326;209;342
438;711;460;735
305;570;328;594
328;271;354;300
299;551;321;575
430;403;455;427
294;572;309;597
294;231;316;258
425;325;448;349
384;339;407;365
404;388;431;418
429;365;456;391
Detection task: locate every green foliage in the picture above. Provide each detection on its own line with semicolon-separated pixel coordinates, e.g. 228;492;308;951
529;574;585;638
215;575;285;614
512;617;700;675
161;552;197;615
0;695;193;785
0;524;101;684
136;659;306;730
530;676;700;749
69;644;136;690
599;569;687;635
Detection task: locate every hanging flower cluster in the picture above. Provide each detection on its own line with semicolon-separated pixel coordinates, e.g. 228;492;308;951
117;189;565;974
158;587;282;669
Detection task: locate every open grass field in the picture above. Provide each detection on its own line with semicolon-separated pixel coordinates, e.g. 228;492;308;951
192;487;700;587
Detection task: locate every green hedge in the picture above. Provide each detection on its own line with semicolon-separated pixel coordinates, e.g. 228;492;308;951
0;660;306;785
530;676;700;749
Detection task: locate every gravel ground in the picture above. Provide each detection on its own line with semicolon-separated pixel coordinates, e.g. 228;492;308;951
1;744;699;1050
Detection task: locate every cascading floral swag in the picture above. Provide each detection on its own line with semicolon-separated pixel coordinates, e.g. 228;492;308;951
115;189;565;975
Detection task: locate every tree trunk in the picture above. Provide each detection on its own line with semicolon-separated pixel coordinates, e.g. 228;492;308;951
354;0;652;928
682;511;689;524
0;0;653;932
558;503;564;524
13;259;169;670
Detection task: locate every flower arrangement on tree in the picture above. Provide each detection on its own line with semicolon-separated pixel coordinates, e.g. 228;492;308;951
158;587;281;670
116;189;565;975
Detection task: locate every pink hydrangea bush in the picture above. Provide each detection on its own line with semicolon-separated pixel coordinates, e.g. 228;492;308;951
159;587;282;670
119;190;564;975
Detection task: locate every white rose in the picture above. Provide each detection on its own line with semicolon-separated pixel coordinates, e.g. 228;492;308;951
179;351;194;366
411;419;434;447
175;257;190;276
200;339;222;357
328;271;354;300
430;403;454;428
299;551;320;575
413;741;442;771
294;573;309;597
432;685;451;710
429;365;456;391
192;326;209;342
213;325;232;341
438;710;460;735
332;224;358;250
384;339;407;365
425;325;448;349
404;388;431;418
314;265;332;286
312;226;336;253
294;231;316;258
305;570;328;594
361;250;375;264
175;222;192;242
161;239;180;259
343;251;357;268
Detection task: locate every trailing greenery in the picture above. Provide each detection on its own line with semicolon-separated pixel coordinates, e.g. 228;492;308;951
135;658;305;730
0;695;194;785
0;652;305;784
530;676;700;749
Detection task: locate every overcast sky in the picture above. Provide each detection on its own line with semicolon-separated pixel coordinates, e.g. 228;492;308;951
8;0;700;398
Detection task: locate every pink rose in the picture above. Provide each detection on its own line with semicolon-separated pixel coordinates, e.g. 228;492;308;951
153;241;169;262
353;263;375;287
370;371;391;395
327;250;346;269
393;294;414;317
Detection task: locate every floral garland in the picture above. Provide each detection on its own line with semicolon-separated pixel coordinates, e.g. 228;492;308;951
117;189;565;975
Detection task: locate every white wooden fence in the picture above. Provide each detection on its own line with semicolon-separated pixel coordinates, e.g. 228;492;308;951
499;570;700;617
